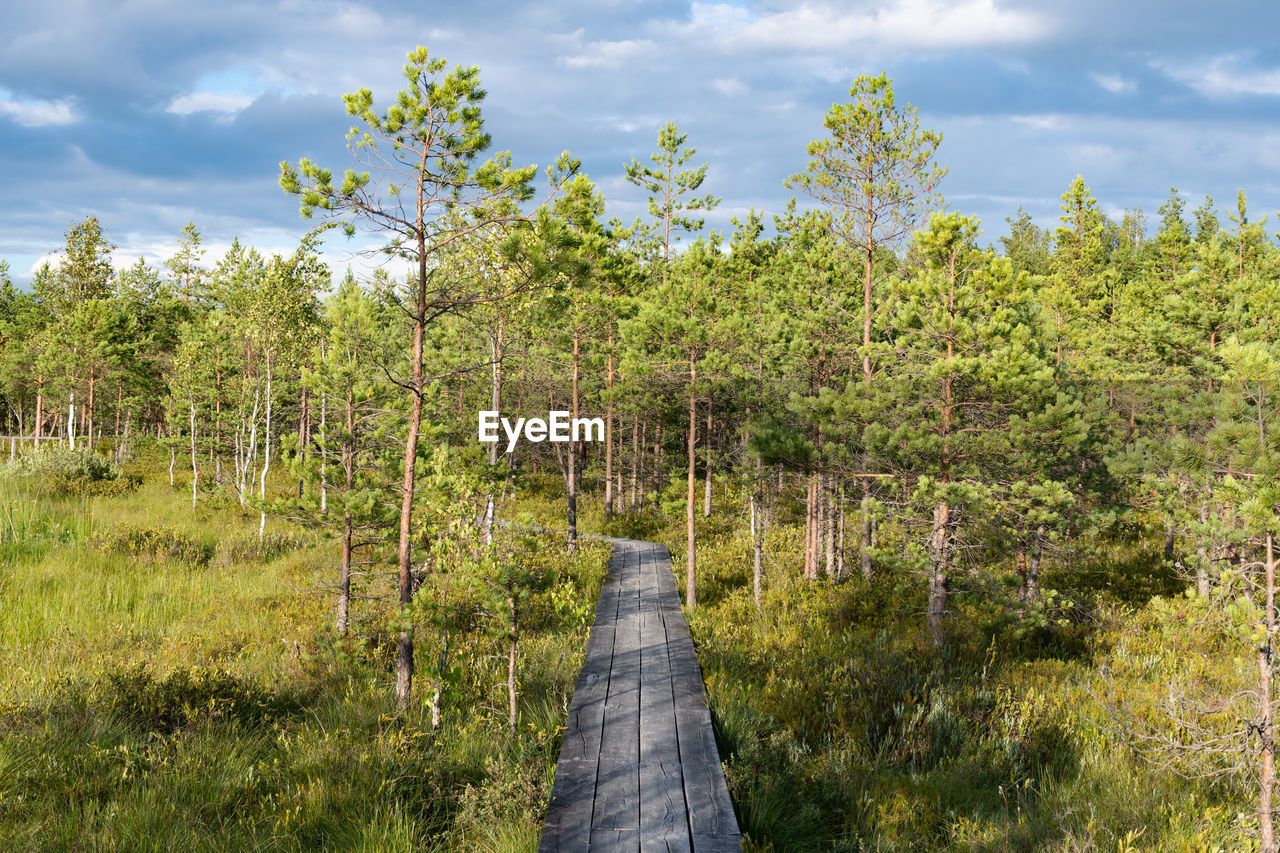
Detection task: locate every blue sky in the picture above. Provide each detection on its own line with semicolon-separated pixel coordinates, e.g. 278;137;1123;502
2;0;1278;285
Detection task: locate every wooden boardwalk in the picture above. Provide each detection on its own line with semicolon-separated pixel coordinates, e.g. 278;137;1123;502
539;538;742;853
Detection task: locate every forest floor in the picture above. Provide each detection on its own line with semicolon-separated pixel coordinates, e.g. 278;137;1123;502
0;452;1264;851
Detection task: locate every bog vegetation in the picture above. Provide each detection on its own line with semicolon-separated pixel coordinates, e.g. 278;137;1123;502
1;45;1279;850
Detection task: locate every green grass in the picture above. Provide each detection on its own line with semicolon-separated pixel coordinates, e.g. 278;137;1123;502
3;459;1261;850
531;470;1261;852
0;460;608;851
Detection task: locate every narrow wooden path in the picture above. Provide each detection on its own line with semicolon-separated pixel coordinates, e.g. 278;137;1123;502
539;538;742;852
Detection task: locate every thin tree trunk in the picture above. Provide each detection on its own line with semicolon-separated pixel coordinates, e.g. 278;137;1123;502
33;380;43;439
605;347;614;517
861;480;873;578
1261;531;1276;853
825;474;836;578
86;369;95;451
836;484;846;580
395;234;432;713
686;361;697;609
507;595;519;735
337;392;356;637
752;468;764;608
652;423;662;515
189;399;198;510
319;344;327;515
567;328;580;555
703;396;713;518
630;413;640;511
927;499;951;645
258;353;273;539
1197;500;1212;597
483;321;502;546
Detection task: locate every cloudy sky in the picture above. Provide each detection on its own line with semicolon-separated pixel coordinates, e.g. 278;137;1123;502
2;0;1278;286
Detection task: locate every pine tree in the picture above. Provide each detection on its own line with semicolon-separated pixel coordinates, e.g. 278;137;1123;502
280;46;547;711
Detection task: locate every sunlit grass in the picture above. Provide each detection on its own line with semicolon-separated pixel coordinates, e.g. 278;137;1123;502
0;459;606;851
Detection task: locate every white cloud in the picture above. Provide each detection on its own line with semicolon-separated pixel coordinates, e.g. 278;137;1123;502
1091;72;1135;94
166;91;257;117
1009;113;1069;131
674;0;1051;53
0;88;76;126
559;37;656;69
1155;52;1280;97
712;76;748;96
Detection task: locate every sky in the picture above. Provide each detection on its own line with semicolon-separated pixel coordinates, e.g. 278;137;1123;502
2;0;1279;287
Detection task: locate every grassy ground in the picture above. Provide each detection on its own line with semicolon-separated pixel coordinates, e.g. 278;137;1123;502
0;450;607;852
1;454;1264;851
535;476;1258;852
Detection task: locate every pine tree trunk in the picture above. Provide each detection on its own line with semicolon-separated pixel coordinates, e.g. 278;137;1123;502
189;399;198;510
507;595;519;735
927;500;952;645
1260;531;1276;853
825;474;836;578
86;369;95;451
319;350;327;515
652;423;661;515
686;361;697;609
337;393;356;637
803;475;814;580
33;380;43;439
1026;525;1044;603
630;414;640;511
752;474;764;609
567;328;580;555
604;348;614;518
836;484;846;580
484;322;502;546
1197;500;1212;597
861;480;873;578
703;397;713;518
395;247;431;713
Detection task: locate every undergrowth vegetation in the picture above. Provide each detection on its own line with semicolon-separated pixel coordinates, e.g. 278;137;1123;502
1;452;1266;851
0;449;607;851
600;484;1258;852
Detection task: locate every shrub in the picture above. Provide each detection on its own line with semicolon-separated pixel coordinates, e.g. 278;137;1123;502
90;523;214;565
2;447;118;482
215;532;308;566
0;447;137;496
102;665;292;734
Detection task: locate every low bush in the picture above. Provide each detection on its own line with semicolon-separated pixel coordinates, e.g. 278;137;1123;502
90;522;214;565
0;447;139;496
216;532;309;566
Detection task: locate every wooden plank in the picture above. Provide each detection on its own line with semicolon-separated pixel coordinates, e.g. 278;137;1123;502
674;709;741;850
558;562;621;763
664;604;706;714
639;590;691;852
541;536;741;852
542;542;624;850
538;757;598;853
590;543;642;848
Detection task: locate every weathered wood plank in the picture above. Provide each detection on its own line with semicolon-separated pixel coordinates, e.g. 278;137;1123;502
591;544;642;848
539;757;599;853
557;563;621;764
639;596;691;852
674;709;740;850
541;537;740;852
541;543;625;850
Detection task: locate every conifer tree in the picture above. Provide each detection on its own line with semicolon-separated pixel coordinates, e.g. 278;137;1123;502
280;46;545;711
